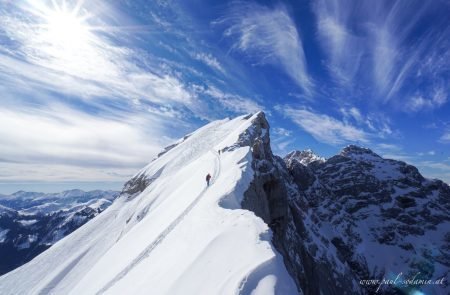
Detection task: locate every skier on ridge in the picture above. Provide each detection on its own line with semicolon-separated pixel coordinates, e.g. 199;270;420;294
206;173;211;186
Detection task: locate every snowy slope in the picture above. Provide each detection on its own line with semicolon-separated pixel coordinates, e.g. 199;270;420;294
0;113;297;295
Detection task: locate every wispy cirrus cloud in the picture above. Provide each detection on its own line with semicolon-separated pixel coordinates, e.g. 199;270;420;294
192;84;263;116
314;0;363;84
222;2;313;95
278;105;398;146
313;0;450;108
272;127;293;137
277;105;370;145
405;86;447;112
440;131;450;144
270;127;295;155
340;106;393;138
193;52;226;74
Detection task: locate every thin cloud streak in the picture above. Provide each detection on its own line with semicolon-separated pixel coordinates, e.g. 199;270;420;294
313;0;450;108
223;2;313;95
278;106;370;145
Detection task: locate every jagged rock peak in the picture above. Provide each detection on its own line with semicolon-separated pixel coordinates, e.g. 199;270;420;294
228;111;270;152
339;144;380;159
284;149;325;166
249;111;269;130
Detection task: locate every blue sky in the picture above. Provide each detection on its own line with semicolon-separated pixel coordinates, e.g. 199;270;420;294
0;0;449;193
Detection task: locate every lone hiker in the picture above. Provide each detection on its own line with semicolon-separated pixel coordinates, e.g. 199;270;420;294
206;173;211;186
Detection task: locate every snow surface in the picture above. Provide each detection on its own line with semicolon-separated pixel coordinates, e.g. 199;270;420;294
0;113;297;295
0;229;9;243
17;219;38;226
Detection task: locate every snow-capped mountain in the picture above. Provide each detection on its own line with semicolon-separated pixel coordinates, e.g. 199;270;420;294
0;112;448;295
279;144;449;294
284;149;325;166
0;190;118;275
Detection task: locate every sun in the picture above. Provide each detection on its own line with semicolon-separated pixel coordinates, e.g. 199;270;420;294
41;4;91;49
45;10;88;47
24;0;103;77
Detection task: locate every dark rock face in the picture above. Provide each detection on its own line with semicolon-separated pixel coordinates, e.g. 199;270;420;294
121;174;153;200
241;114;449;295
241;113;359;294
0;190;118;275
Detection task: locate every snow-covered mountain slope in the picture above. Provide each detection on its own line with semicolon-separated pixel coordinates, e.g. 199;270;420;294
0;113;297;295
0;190;118;275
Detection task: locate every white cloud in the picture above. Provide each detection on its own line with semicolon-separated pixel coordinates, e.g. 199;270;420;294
272;139;295;155
195;85;263;115
279;106;369;145
314;0;363;83
376;143;402;152
339;106;394;138
440;131;450;143
193;52;225;74
270;127;294;154
0;105;174;182
223;2;312;94
406;87;448;112
381;154;415;163
0;163;137;183
272;127;292;137
418;161;450;172
340;107;363;124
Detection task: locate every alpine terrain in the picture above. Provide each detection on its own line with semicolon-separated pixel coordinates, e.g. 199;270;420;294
0;190;119;275
0;112;448;294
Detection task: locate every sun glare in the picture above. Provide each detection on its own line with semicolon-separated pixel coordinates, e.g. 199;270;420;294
47;11;89;47
26;0;106;78
43;8;89;49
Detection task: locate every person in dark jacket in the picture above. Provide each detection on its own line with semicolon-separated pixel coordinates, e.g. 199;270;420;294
206;173;211;186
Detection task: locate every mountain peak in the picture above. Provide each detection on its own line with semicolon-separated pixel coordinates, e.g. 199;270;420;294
285;149;325;166
339;145;380;159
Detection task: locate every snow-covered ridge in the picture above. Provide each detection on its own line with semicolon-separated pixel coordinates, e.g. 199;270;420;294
0;112;297;295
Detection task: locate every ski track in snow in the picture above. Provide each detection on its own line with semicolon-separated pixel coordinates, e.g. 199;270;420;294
39;250;90;295
96;150;221;295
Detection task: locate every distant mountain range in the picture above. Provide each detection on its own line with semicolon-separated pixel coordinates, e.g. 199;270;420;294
0;189;119;275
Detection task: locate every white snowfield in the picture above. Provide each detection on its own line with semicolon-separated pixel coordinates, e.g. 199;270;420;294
0;113;298;295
